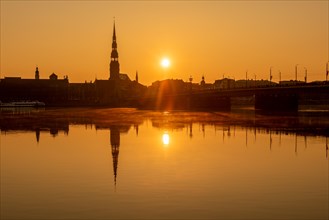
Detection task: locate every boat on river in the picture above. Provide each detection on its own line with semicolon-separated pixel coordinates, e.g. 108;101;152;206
0;101;45;107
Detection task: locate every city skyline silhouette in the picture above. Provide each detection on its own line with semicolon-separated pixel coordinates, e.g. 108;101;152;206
1;1;328;85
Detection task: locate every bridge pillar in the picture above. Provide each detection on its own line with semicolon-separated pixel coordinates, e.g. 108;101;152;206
138;93;231;111
191;94;231;111
137;94;190;110
255;94;298;111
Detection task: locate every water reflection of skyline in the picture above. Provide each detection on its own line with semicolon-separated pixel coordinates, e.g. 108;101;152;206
1;109;328;220
1;108;328;147
1;108;328;186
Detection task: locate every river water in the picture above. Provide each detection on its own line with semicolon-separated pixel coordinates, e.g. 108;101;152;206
1;108;328;219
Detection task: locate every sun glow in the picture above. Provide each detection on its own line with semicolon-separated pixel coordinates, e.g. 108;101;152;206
162;133;170;145
161;58;170;68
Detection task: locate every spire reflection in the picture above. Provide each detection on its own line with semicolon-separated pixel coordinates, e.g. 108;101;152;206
110;127;120;186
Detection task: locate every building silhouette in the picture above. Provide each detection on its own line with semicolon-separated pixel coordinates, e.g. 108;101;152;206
0;22;147;107
109;22;120;80
93;21;146;106
0;67;69;104
1;21;327;110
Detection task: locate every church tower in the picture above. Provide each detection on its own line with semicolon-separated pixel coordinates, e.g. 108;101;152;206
109;21;120;80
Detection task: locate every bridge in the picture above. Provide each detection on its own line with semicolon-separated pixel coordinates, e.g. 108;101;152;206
137;83;329;111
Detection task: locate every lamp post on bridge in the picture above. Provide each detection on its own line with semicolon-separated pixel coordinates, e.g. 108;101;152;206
326;61;329;82
304;67;307;83
295;64;299;82
269;66;273;85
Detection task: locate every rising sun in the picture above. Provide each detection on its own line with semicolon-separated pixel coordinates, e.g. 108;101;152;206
161;58;170;68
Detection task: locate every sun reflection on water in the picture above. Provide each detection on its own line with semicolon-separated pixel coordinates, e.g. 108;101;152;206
162;133;170;145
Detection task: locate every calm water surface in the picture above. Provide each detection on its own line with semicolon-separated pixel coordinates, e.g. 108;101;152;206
1;108;328;219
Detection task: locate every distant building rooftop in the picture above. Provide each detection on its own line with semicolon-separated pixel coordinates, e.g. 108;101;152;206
119;73;131;81
4;77;22;80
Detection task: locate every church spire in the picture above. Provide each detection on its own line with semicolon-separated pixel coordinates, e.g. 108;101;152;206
112;20;117;49
109;19;120;80
113;21;116;41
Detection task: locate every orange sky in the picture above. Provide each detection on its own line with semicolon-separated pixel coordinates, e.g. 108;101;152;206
1;1;328;85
